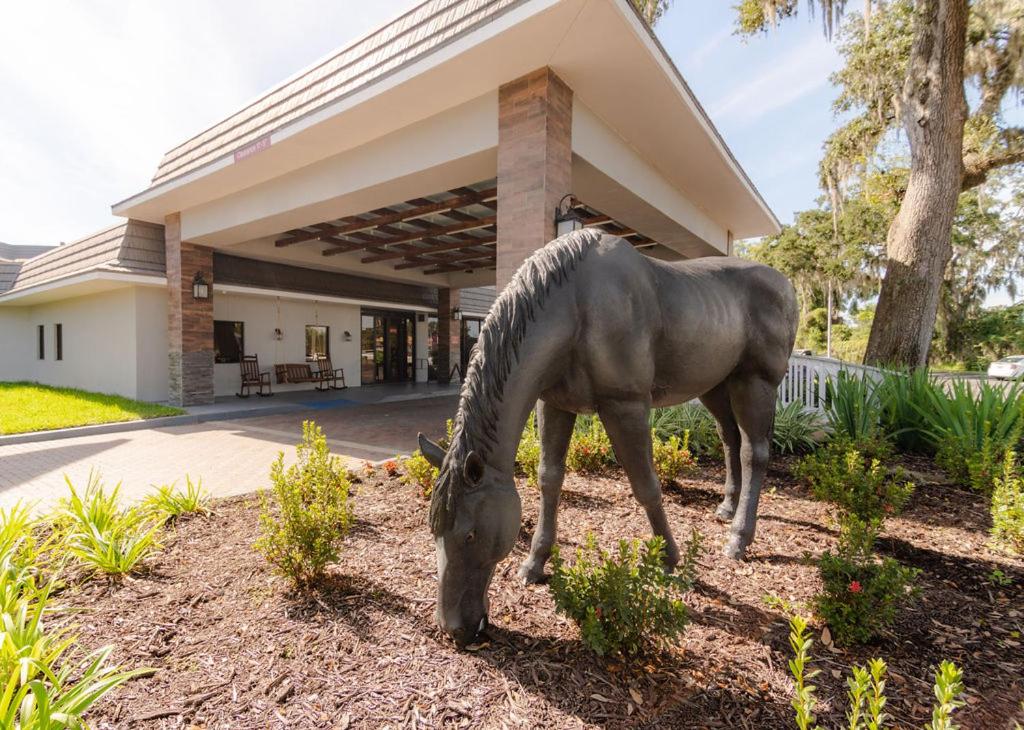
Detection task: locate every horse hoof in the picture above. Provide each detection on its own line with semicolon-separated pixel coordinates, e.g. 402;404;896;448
518;563;546;585
722;537;747;561
715;503;735;523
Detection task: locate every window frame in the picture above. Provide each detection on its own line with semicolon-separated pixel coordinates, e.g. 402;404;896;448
305;324;330;360
213;320;245;364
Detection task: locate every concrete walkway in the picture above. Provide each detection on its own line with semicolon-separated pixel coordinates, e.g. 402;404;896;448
0;389;458;511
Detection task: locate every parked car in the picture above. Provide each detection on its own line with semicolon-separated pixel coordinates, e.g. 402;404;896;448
987;355;1024;380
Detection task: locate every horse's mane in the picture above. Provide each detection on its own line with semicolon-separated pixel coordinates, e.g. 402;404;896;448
429;227;603;534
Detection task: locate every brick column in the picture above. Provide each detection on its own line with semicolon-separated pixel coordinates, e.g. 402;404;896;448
166;213;214;406
436;288;460;384
496;67;573;290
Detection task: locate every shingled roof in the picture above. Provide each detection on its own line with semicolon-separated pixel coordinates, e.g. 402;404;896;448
0;221;166;296
0;242;55;261
150;0;523;188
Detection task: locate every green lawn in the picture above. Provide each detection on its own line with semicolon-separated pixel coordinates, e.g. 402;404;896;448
0;382;184;435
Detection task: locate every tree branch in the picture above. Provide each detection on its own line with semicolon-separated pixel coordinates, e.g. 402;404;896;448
962;126;1024;190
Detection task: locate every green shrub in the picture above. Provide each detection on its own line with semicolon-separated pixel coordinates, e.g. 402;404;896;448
814;517;920;645
549;532;699;657
918;379;1024;492
566;416;615;473
59;474;162;576
877;368;941;453
0;502;44;572
143;476;210;523
516;412;541;488
400;451;438;498
773;401;828;455
787;615;965;730
651;430;695;484
255;421;354;588
991;450;1024;554
797;445;914;522
650;404;722;458
825;371;887;446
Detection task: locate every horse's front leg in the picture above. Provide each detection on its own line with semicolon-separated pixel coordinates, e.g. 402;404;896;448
518;400;576;584
723;376;776;560
599;399;680;570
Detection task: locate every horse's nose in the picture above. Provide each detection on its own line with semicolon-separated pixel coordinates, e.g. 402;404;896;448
447;615;488;649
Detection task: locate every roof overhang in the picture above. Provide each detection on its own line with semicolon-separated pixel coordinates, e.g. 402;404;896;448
0;271;165;307
112;0;778;239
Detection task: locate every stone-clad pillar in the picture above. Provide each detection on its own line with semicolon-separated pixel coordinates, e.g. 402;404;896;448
166;212;214;406
496;67;573;290
436;288;460;384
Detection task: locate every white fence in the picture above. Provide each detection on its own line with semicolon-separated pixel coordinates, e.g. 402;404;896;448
778;355;886;412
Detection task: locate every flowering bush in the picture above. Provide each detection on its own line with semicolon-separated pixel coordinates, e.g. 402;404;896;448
566;416;615;473
549;532;700;657
992;450;1024;554
382;459;400;477
814;519;920;645
651;430;696;484
400;451;438;498
797;443;914;522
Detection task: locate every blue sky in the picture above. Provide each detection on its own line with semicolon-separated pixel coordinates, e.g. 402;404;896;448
0;0;844;249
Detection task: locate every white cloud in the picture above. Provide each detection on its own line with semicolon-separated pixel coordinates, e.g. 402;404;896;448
0;0;407;246
706;34;842;124
685;27;732;71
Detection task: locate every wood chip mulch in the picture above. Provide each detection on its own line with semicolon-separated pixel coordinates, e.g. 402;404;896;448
64;457;1023;729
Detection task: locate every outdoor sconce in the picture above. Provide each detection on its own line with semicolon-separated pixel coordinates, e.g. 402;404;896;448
191;272;210;300
555;194;585;236
343;331;352;342
273;328;284;341
452;307;463;321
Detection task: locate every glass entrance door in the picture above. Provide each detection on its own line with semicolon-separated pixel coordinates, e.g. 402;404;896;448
360;310;415;384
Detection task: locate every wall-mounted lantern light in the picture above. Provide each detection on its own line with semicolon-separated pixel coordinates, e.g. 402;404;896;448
192;272;210;300
273;328;284;341
343;330;353;342
555;194;584;237
452;307;463;321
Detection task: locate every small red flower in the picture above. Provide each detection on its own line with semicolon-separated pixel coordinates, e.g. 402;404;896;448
848;580;863;594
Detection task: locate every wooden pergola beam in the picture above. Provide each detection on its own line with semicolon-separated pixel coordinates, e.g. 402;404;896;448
363;233;497;265
276;187;497;246
423;254;496;275
322;215;497;256
395;245;497;271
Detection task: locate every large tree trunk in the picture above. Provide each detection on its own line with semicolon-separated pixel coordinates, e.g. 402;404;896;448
863;0;968;368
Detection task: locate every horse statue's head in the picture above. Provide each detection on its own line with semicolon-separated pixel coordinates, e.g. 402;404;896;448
418;431;521;647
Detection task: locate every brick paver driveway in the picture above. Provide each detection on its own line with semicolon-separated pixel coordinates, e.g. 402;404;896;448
0;395;457;510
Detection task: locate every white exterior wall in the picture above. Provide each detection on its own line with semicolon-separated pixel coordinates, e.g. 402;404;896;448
134;287;169;402
14;288;140;399
212;291;363;397
0;308;32;382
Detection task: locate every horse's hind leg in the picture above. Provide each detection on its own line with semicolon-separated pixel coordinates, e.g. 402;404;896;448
518;400;576;584
599;400;680;569
724;376;776;560
698;384;743;523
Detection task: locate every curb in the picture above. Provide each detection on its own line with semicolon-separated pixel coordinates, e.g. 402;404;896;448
0;414;199;446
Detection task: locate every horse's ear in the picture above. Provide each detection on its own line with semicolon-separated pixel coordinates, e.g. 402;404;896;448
418;433;446;468
464;451;485;486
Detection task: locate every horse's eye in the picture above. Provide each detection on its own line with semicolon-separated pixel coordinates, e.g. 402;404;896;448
465;531;476;543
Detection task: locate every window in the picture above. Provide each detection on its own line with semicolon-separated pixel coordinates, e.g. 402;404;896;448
305;325;329;360
213;321;244;364
37;325;44;360
55;324;63;361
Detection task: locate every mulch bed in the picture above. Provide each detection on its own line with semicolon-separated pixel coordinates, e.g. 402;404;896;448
67;456;1023;729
